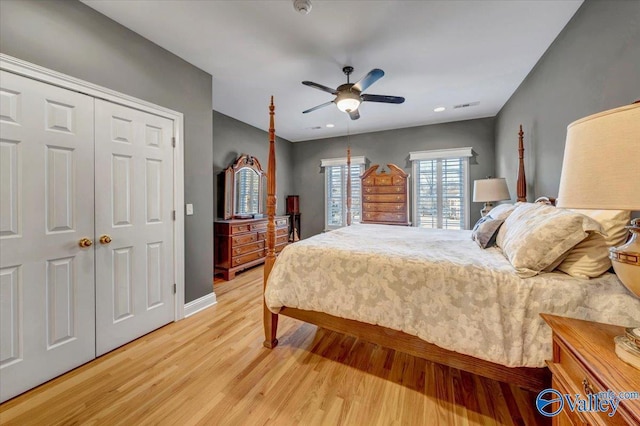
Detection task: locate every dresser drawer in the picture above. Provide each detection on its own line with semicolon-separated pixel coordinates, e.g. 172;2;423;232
363;202;405;213
392;175;406;185
552;338;628;425
362;212;407;223
232;232;258;245
232;240;264;256
250;221;267;231
232;250;264;267
257;227;288;241
363;194;406;203
276;218;288;227
363;185;405;194
231;224;252;234
374;175;393;185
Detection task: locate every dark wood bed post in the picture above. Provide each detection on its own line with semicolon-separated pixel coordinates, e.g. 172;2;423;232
263;96;279;349
516;125;527;202
346;146;352;226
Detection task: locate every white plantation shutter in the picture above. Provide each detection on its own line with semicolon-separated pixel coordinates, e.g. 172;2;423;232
411;149;471;230
322;157;366;230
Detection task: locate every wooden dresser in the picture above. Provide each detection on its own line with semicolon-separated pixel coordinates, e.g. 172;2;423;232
541;314;640;425
360;164;410;226
214;216;289;280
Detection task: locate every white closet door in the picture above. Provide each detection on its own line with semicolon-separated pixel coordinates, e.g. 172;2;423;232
94;100;174;356
0;71;95;402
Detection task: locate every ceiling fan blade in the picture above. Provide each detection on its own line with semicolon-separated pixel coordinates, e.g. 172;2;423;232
352;69;384;92
348;109;360;120
361;94;405;104
302;101;334;114
302;81;338;95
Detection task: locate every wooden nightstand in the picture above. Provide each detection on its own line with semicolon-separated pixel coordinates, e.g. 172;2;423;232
541;314;640;425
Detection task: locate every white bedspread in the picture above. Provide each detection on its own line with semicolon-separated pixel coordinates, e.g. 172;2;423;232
265;224;640;367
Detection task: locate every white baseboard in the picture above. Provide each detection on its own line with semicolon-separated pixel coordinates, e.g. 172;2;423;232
184;292;217;318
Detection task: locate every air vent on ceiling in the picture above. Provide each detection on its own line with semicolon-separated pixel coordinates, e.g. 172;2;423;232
453;101;480;109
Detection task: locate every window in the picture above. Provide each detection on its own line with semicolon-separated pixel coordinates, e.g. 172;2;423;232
321;156;366;230
410;148;472;230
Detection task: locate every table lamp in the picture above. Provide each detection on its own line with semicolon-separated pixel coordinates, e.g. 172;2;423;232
556;103;640;369
473;178;511;217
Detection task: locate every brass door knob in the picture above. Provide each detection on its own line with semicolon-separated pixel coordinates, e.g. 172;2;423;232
99;235;112;245
78;238;93;248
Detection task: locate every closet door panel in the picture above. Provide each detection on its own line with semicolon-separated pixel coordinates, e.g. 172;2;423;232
0;71;95;403
94;100;174;356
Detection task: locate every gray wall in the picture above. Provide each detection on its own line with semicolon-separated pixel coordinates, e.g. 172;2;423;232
213;111;294;219
292;118;496;237
0;0;214;303
495;0;640;200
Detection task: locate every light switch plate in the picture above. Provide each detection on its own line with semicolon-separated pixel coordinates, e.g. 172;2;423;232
186;204;194;215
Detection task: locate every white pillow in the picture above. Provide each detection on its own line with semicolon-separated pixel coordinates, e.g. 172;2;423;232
499;203;603;278
569;209;630;247
557;210;631;278
556;232;610;278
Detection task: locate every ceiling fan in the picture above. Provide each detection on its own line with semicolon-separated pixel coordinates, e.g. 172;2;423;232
302;66;405;120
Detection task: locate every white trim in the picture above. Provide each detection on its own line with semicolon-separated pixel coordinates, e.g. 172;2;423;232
320;156;366;167
1;53;187;321
409;147;473;161
184;292;218;318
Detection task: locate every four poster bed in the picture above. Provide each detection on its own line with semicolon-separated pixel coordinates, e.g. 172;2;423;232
260;98;640;392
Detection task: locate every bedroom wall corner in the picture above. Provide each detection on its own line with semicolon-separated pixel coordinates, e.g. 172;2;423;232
495;0;640;201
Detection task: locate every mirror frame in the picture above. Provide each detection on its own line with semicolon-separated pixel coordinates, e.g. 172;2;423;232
222;154;266;220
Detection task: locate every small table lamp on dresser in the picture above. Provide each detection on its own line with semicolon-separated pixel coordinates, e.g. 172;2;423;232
473;178;511;217
557;102;640;369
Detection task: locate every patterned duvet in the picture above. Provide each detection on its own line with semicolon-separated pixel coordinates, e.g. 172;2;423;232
265;224;640;367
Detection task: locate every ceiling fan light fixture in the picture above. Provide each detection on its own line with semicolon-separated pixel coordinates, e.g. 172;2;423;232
337;98;360;113
336;91;361;113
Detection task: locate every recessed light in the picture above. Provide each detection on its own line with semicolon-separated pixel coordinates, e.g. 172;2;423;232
326;123;335;128
434;107;446;112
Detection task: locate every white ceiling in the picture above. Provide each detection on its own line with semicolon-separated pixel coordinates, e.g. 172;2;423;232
83;0;583;142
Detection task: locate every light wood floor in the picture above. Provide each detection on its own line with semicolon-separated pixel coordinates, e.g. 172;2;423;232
1;266;548;425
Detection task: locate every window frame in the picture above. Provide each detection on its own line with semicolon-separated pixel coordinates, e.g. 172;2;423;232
321;156;366;231
410;148;472;230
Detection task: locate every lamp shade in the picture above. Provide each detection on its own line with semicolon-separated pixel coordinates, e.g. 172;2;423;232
557;103;640;209
473;178;511;202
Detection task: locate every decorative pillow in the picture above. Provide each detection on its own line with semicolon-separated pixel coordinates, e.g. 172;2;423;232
557;210;631;278
498;203;603;278
471;216;505;248
487;203;517;221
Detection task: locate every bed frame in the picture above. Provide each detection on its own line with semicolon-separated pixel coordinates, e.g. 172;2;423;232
262;98;548;392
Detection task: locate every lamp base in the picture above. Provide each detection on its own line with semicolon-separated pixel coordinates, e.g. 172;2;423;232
615;335;640;370
610;218;640;298
480;202;494;218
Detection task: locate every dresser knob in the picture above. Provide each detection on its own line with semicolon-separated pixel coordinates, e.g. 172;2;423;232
582;378;594;395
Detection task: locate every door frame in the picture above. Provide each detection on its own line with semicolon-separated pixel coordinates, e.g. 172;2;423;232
1;53;186;320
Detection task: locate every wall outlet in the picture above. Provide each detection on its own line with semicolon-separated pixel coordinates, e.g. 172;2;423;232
186;204;194;216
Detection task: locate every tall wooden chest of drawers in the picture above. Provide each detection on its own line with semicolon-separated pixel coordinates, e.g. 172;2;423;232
214;216;289;280
360;164;410;226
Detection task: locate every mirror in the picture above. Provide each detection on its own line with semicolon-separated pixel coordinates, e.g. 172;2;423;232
220;154;266;219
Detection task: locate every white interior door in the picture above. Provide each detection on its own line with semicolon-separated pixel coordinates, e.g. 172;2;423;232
0;71;95;402
94;99;174;356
